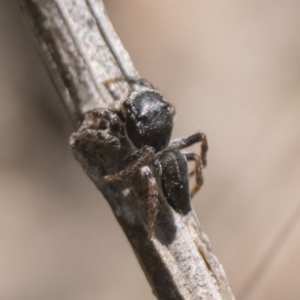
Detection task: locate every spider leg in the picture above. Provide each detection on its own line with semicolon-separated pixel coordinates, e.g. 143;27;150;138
124;147;148;164
90;109;123;133
72;128;121;149
104;76;156;90
189;170;195;177
168;132;208;167
105;146;155;182
184;152;204;199
141;167;159;239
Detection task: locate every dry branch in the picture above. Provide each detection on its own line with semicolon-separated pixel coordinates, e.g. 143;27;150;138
16;1;235;299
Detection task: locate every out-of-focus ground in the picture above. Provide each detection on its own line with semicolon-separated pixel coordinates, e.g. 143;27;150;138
1;1;300;299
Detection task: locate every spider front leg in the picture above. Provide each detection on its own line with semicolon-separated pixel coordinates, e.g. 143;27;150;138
141;166;159;239
72;108;125;148
167;132;208;167
72;128;121;150
90;109;124;134
104;146;155;182
184;152;204;199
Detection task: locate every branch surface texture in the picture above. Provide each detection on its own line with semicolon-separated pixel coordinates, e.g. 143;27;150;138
16;1;235;299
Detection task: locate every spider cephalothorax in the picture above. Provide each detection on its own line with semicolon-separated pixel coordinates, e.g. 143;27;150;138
122;89;175;151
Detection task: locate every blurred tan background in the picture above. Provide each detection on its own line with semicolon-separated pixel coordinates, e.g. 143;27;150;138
1;1;300;299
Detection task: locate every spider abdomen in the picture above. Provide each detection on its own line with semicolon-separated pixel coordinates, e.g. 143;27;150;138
157;150;191;215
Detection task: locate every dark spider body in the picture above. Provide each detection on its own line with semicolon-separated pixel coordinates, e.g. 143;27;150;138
87;77;208;237
155;150;191;215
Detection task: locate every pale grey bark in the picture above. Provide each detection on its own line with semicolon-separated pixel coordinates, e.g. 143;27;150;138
16;1;235;299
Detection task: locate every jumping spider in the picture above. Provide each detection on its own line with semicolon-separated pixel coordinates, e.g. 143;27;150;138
87;77;208;237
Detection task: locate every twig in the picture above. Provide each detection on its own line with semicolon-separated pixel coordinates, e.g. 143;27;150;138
16;1;235;299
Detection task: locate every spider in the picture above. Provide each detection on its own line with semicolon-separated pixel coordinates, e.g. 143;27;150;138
83;77;208;237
